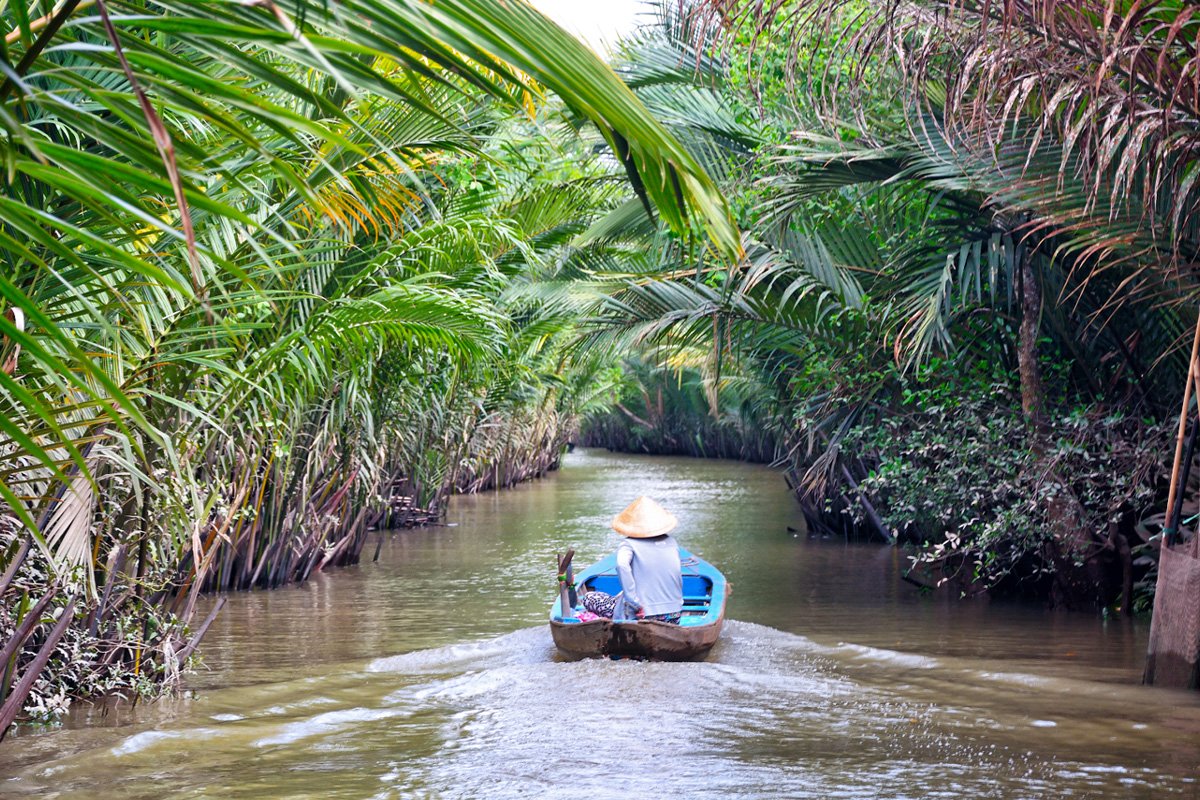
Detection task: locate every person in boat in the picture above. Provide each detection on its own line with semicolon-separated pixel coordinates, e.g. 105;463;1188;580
581;496;684;625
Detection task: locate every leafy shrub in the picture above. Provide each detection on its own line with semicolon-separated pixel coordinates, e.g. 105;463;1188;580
0;522;191;727
840;372;1168;601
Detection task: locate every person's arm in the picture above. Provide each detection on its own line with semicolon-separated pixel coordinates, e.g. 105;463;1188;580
615;544;644;616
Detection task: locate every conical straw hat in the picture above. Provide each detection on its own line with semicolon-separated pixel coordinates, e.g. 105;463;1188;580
611;496;677;538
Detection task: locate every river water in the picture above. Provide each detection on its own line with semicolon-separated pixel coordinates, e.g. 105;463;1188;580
2;449;1198;798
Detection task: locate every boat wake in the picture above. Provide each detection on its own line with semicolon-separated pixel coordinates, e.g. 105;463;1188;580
349;621;1173;799
5;621;1186;799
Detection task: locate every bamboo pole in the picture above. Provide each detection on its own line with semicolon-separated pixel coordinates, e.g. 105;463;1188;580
1188;366;1200;557
1164;313;1200;538
1169;418;1200;547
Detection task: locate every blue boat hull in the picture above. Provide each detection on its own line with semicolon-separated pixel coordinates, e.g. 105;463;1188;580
549;548;729;661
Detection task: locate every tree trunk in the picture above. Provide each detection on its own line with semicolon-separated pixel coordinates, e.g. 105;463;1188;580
1018;248;1046;429
1018;253;1121;608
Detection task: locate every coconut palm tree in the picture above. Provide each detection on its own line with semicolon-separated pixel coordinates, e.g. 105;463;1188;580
0;0;747;732
0;0;742;571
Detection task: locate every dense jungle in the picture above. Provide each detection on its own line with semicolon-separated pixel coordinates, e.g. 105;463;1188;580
2;0;1200;769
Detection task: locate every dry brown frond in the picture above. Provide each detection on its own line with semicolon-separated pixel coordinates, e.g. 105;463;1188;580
707;0;1200;334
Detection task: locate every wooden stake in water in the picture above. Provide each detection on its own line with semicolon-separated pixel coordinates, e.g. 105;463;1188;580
1145;308;1200;689
1164;315;1200;539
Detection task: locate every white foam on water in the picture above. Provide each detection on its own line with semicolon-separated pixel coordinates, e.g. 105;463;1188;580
261;695;340;716
254;706;410;747
835;642;940;669
111;728;218;756
366;627;552;674
111;730;180;756
975;671;1053;688
351;621;1003;799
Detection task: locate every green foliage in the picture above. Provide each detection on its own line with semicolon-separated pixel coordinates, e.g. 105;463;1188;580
581;354;780;462
561;0;1192;613
839;362;1167;600
724;0;905;141
0;0;747;728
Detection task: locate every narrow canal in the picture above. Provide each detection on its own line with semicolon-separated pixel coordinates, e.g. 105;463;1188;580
2;449;1198;797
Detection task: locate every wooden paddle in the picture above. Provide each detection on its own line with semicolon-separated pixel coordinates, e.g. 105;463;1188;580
556;549;576;619
565;554;577;607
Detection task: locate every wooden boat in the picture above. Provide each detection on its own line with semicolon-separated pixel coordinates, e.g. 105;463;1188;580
549;548;729;661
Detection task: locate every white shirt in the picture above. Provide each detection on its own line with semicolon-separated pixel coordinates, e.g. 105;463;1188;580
615;534;683;617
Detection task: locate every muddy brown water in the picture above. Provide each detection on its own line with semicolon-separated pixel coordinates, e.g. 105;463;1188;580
2;449;1198;798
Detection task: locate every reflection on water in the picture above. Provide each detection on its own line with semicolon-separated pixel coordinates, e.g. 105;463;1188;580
2;449;1198;798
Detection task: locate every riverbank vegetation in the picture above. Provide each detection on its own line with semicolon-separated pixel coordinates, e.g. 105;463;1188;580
577;0;1195;614
0;0;738;733
4;0;1200;731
